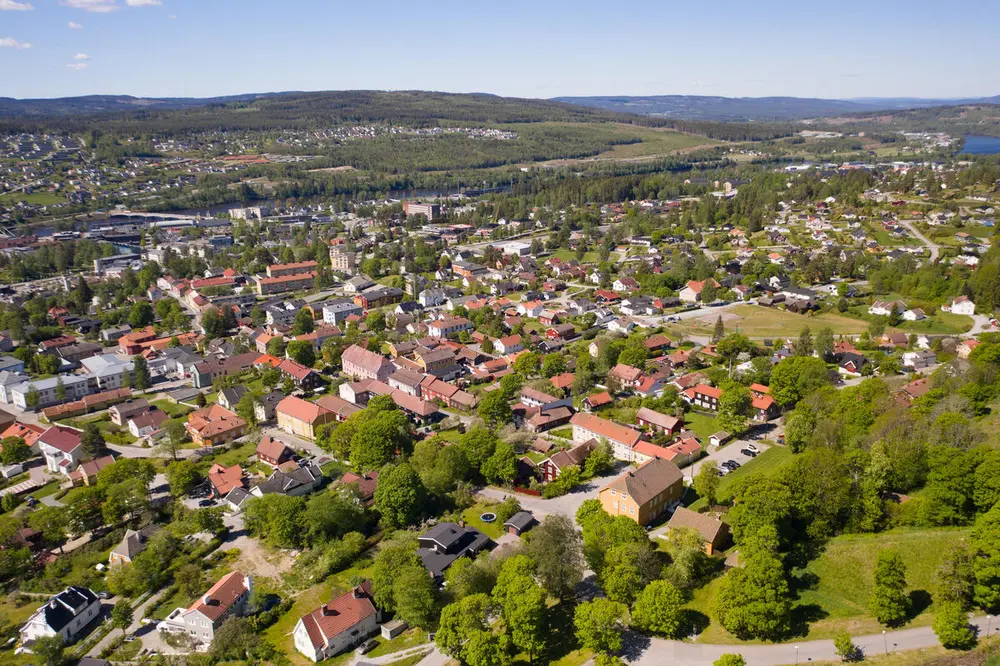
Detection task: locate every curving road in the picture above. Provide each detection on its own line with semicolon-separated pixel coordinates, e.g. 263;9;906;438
897;219;940;263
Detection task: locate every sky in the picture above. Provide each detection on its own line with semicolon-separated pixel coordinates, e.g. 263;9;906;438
2;0;999;101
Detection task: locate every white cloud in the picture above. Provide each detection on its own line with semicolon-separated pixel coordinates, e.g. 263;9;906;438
167;13;176;19
126;0;161;5
0;0;33;10
73;53;90;60
67;62;89;70
68;21;83;29
0;37;31;49
62;0;118;12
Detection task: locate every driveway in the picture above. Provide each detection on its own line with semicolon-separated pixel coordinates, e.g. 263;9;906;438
87;590;166;657
687;438;771;481
479;466;628;519
897;219;940;262
259;426;325;458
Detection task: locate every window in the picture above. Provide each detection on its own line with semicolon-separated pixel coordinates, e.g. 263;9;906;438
629;507;635;515
610;489;616;496
622;494;628;501
612;501;618;509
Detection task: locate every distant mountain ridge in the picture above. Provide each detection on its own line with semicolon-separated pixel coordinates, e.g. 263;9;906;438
550;94;1000;121
0;93;278;117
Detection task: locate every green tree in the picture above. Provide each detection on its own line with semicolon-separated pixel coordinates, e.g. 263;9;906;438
304;489;366;542
0;437;31;465
292;308;315;335
286;340;316;367
933;601;977;650
477;390;512;429
815;327;835;361
128;301;154;328
512;352;541;378
31;634;65;666
25;386;40;411
493;561;547;662
525;514;584;599
794;326;814;356
131;355;151;390
632;580;685;637
694;460;721;506
481;442;518;486
714;655;746;666
769;356;829;407
372;538;421;612
165;460;202;497
574;598;627;654
444;556;497;600
111;598;133;636
244;494;306;548
714;550;791;640
712;315;725;343
393;563;438;628
542;353;567;378
266;336;287;357
834;632;857;662
935;544;975;609
374;463;427;529
365;310;386;333
717;384;752;437
870;549;910;627
970;503;1000;611
80;421;107;458
55;377;66;403
600;542;658;605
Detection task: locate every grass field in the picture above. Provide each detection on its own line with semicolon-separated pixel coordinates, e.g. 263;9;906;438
686;526;968;644
671;305;871;339
0;192;64;205
592;124;718;159
687;445;794;511
462;502;505;539
892;311;973;335
682;411;721;441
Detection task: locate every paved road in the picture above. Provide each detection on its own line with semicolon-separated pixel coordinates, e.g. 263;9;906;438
87;589;166;657
966;314;995;338
628;616;996;666
479;466;627;518
898;219;940;262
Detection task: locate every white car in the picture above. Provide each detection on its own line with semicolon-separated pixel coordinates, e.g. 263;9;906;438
746;443;759;454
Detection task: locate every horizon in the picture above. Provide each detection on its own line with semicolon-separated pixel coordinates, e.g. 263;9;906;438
2;0;1000;100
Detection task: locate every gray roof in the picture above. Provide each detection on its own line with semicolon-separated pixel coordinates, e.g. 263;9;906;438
503;511;536;532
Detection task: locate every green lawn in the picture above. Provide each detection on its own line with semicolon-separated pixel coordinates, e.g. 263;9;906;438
686;526;969;644
687;445;794;511
671;305;870;339
549;427;573;440
366;627;429;657
892;311;973;335
150;399;194;418
435;428;463;443
681;411;721;441
0;192;64;205
462;502;505;540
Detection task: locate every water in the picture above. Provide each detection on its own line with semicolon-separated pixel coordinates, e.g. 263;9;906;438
961;135;1000;155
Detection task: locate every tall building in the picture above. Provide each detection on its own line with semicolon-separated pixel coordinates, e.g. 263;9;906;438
403;201;440;221
329;246;356;274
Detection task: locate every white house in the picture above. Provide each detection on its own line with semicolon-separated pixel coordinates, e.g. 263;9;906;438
902;309;926;321
868;300;906;317
950;296;976;316
20;587;100;649
158;572;252;649
37;426;83;475
293;581;380;662
79;354;134;390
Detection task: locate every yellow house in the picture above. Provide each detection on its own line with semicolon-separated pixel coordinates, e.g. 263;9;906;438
275;395;336;440
598;457;684;526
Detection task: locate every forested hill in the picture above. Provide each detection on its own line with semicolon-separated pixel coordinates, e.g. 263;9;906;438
551;94;1000;121
0;90;797;142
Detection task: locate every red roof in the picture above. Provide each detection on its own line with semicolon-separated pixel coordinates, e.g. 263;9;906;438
570;413;642;447
188;571;251;621
299;581;377;651
38;425;82;454
276;395;331;425
584;391;613;407
208;463;244;495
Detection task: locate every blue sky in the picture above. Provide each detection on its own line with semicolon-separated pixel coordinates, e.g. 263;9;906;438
2;0;999;100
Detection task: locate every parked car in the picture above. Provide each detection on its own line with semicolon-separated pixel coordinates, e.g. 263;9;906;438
741;448;758;457
357;638;378;654
24;496;37;507
747;443;760;453
198;499;216;507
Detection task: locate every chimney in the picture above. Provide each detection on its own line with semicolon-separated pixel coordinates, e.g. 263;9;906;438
202;594;211;605
458;520;465;528
352;587;364;599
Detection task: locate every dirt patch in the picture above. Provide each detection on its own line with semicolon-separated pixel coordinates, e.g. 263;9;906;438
226;533;294;579
308;166;356;173
696;311;743;324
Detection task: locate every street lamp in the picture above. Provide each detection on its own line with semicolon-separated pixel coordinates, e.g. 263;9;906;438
882;630;888;655
795;646;800;665
988;614;993;636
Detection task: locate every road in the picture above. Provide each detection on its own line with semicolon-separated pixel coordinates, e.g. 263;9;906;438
479;466;627;518
897;219;940;262
626;615;997;666
87;590;166;657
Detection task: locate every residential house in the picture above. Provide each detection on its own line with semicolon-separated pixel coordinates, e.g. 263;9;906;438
598;457;684;526
207;464;245;498
665;507;730;554
109;525;160;566
950;295;976;315
679;278;721;303
608;363;644;391
426;316;473;339
128;410;168;438
903;350;937;370
321;299;363;326
503;511;537;537
341;345;393;383
339;471;379;504
38;426;83;475
185;405;248;447
538;439;597;482
839;352;869;377
257;435;294;468
582;391;613;411
869;300;906;317
249;462;323;499
569;412;644;462
417;522;492;578
19;586;101;649
218;386;247;411
278;359;322;390
109;399;150;427
682;384;722;411
276;396;336;440
253;390;285;423
635;407;682;435
159;572;252;648
495;335;524;355
293;581;380;662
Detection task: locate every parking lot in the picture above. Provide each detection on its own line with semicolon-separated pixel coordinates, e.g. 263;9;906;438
686;424;778;481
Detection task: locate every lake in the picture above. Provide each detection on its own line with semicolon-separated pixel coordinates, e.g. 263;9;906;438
961;135;1000;155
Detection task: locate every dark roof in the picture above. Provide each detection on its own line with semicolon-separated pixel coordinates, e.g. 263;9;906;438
36;586;99;633
503;511;536;532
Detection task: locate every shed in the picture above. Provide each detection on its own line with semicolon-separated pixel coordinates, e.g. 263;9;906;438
503;511;537;537
381;619;408;640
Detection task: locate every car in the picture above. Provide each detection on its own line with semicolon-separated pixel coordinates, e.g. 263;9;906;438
357;638;379;654
198;499;216;507
740;448;758;457
747;443;760;453
727;460;742;469
24;496;37;507
98;591;111;600
125;634;136;642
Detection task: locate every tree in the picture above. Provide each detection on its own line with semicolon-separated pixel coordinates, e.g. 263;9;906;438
935;544;975;609
211;617;272;662
769;356;829;407
512;352;540;378
525;514;584;599
292;308;315;335
244;494;306;549
111;598;133;636
714;550;792;640
493;560;547;662
714;655;746;666
374;463;427;529
632;580;685;637
101;478;149;524
365;310;386;333
574;598;627;654
816;327;835;361
128;301;154;328
372;538;421;612
266;336;287;357
55;377;66;402
933;601;977;650
393;563;438;628
74;276;93;313
713;316;725;343
694;460;721;506
31;634;65;666
601;542;658;605
834;632;858;662
165;460;202;497
481;442;518;486
717;384;752;437
28;506;68;551
25;386;40;411
0;436;30;465
794;326;814;356
970;502;1000;611
584;441;615;478
870;549;910;627
132;355;151;390
477;389;512;429
286;340;316;367
80;421;107;458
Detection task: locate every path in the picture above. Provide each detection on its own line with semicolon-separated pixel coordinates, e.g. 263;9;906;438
479;466;626;518
897;219;940;262
363;645;435;665
86;589;165;657
965;314;995;338
628;616;996;666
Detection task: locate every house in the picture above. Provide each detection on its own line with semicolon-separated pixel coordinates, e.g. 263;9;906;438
709;431;731;447
159;572;252;648
257;435;294;468
338;471;379;504
950;295;976;315
665;507;730;555
341;345;393;383
388;368;425;397
682;384;722;411
903;308;926;322
293;581;381;662
569;412;644;462
503;511;537;537
839;352;869;377
902;350;937;370
538;439;597;482
37;426;83;475
109;525;160;566
582;391;613;411
249;462;323;498
1;421;45;452
19;586;101;649
608;363;644;390
427;316;473;339
417;522;492;578
495;335;524;355
322;299;364;326
278;359;323;390
546;323;577;341
613;276;640;293
207;463;244;497
598;457;684;526
679;278;721;303
109;399;150;427
958;339;981;359
253;390;285;423
128;410;168;438
276;396;336;440
869;300;906;317
635;407;682;435
186;405;247;447
751;394;779;422
218;386;247;411
880;332;909;349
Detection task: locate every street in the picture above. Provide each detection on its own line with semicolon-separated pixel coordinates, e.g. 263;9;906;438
479;466;629;518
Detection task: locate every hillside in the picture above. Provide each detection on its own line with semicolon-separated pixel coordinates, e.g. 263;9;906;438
551;94;1000;121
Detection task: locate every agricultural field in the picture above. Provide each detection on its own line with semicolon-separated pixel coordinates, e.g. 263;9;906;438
671;305;871;339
